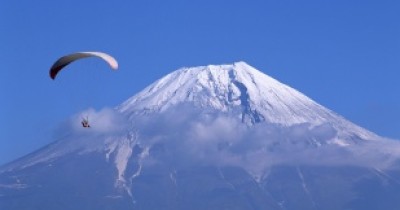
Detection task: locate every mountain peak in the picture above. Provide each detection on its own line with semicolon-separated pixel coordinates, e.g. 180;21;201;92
119;61;322;124
117;62;380;142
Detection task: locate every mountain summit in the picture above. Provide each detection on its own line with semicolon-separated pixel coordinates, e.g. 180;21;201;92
119;61;323;125
1;62;399;210
119;61;379;143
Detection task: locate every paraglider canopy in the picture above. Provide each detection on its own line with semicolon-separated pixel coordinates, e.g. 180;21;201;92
49;51;118;80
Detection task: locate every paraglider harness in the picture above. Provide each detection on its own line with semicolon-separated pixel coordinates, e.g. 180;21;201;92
81;117;90;128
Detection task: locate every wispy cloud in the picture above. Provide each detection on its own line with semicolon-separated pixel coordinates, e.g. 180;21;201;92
48;105;400;179
59;107;130;135
131;106;400;177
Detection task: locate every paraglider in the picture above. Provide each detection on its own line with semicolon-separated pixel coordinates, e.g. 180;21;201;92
49;51;118;80
50;51;118;128
81;116;90;128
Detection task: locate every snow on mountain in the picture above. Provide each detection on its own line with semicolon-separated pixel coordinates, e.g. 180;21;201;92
119;61;322;124
119;61;381;143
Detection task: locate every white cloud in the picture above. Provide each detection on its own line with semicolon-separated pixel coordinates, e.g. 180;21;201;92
53;107;130;140
49;105;400;179
130;107;400;178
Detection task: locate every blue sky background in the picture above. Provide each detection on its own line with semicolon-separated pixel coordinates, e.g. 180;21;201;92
1;0;399;165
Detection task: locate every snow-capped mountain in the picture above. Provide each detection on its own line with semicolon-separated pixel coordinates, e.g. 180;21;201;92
120;61;339;125
119;61;380;144
1;62;400;210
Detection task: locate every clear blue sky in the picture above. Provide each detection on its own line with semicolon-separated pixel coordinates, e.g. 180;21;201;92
1;0;399;165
